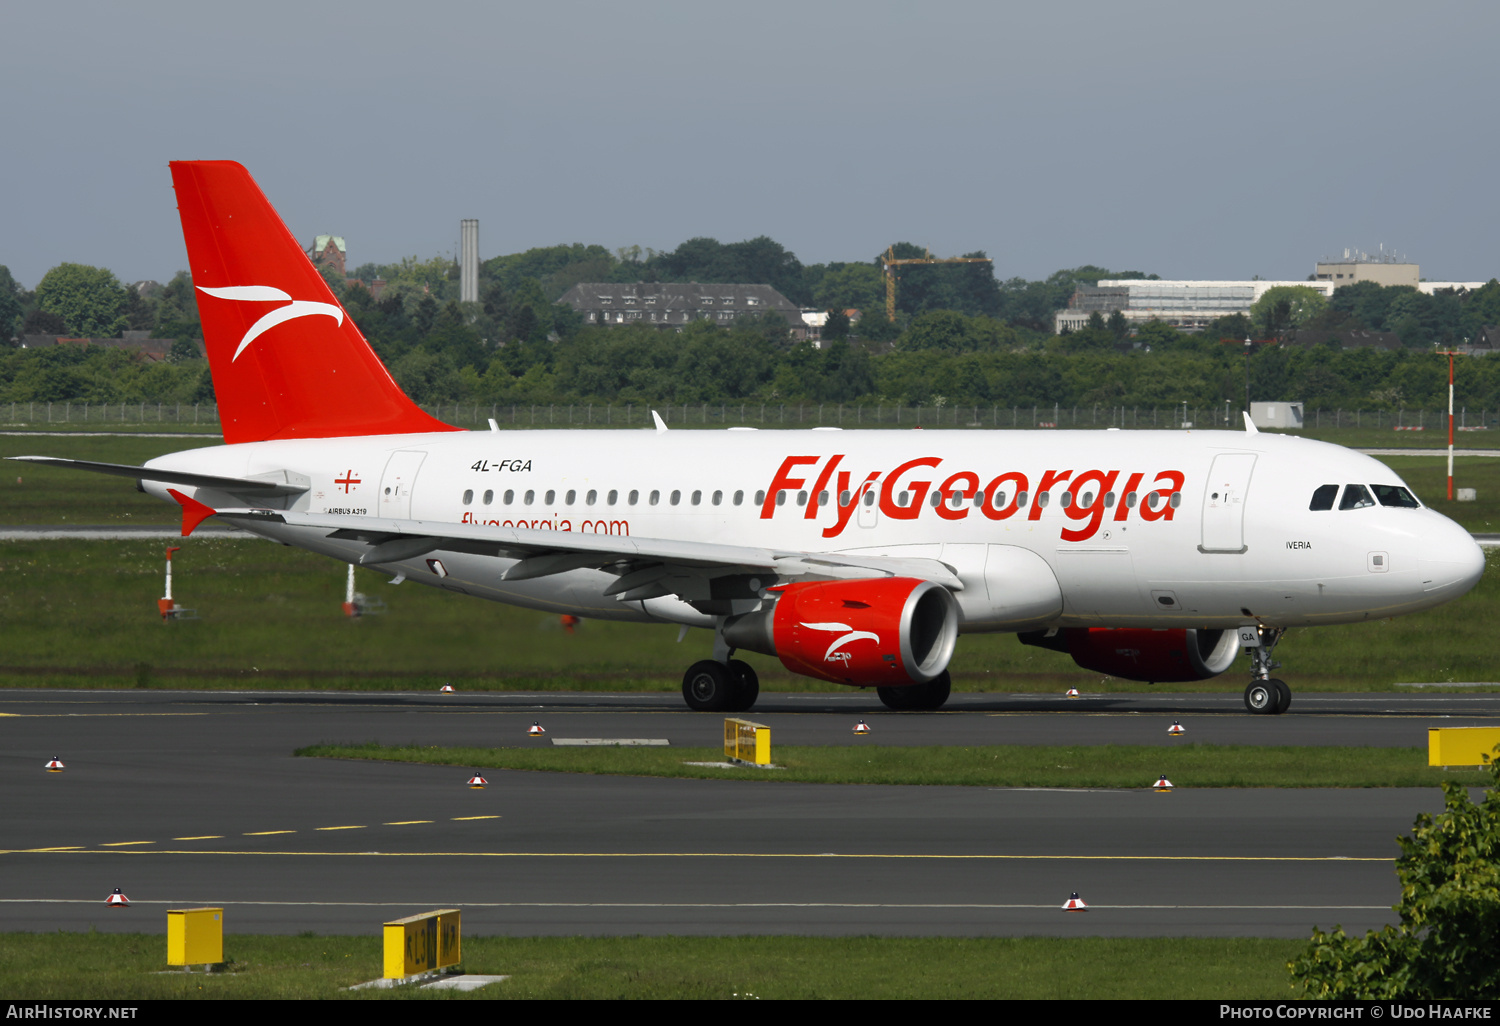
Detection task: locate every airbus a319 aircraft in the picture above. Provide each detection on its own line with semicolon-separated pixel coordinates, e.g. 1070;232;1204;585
15;162;1486;715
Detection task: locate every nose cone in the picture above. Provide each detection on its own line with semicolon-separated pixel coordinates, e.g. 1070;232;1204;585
1419;512;1486;600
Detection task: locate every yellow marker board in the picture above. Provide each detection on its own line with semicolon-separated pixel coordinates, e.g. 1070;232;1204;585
1428;727;1500;767
167;907;223;966
725;718;771;766
383;909;461;980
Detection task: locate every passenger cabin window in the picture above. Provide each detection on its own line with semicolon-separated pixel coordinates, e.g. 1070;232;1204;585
585;489;596;505
733;490;744;506
711;490;722;505
1373;485;1420;508
692;490;702;506
503;489;514;504
607;489;618;505
1340;484;1376;510
523;490;535;505
1309;484;1338;511
544;489;556;505
565;490;576;505
669;490;680;505
754;490;765;505
462;489;473;505
650;490;660;506
482;489;493;505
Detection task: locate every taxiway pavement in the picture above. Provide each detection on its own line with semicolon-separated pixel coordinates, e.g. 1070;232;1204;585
2;688;1493;938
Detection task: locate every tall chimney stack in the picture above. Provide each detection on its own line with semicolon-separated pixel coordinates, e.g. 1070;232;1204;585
460;219;479;304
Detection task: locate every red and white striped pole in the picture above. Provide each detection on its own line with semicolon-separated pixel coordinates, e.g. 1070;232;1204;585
1439;350;1456;500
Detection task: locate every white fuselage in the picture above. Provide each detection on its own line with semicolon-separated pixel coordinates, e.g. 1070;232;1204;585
143;427;1485;632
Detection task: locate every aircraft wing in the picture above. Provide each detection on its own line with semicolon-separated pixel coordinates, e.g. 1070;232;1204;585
211;507;965;597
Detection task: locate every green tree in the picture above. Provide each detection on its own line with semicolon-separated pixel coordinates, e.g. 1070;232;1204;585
814;263;884;313
1249;285;1327;338
901;310;973;352
1289;756;1500;998
154;271;202;340
823;307;851;343
34;263;128;337
0;266;25;341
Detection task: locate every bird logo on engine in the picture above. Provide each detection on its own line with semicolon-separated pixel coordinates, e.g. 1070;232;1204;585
800;622;881;665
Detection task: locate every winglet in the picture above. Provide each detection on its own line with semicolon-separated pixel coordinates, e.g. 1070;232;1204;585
166;488;219;537
651;410;668;432
1242;411;1259;434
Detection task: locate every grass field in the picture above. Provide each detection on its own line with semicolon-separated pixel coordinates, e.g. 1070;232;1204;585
298;741;1491;788
0;537;1498;691
0;933;1306;999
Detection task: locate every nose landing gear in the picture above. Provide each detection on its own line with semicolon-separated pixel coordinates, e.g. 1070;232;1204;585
1244;627;1290;715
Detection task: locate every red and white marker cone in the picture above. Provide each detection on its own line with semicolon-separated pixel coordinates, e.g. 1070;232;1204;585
527;722;546;737
105;888;129;908
1062;892;1088;911
1167;721;1185;735
44;757;65;772
1154;774;1173;791
1065;688;1080;697
467;773;488;789
853;720;872;735
440;684;455;694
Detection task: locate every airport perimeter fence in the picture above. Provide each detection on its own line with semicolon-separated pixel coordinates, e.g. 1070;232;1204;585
4;399;1497;433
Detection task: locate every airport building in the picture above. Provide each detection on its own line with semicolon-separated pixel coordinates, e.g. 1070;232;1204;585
1055;280;1334;333
558;282;804;331
1056;263;1491;334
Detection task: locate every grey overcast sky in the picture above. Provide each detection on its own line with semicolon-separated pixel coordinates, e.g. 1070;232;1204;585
2;1;1495;290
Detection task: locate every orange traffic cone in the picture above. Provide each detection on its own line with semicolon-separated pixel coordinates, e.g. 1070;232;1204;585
1167;721;1185;735
467;773;488;789
440;684;455;693
1153;774;1173;791
44;757;65;772
105;888;129;908
853;720;872;735
1062;892;1087;911
1065;688;1080;697
527;722;545;737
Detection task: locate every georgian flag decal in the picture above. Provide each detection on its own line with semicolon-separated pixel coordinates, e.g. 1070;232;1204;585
196;285;344;361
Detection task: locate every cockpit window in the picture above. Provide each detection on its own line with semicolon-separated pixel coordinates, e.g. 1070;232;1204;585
1339;484;1376;510
1309;484;1338;511
1372;484;1421;509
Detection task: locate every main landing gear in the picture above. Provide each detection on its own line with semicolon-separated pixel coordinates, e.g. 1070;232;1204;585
1243;627;1291;715
682;659;759;713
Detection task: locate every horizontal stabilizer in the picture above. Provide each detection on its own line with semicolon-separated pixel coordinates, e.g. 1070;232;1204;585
6;456;309;497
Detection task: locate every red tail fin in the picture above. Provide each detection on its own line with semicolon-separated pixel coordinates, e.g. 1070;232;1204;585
169;161;459;444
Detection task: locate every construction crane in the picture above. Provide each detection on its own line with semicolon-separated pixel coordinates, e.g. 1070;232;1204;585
880;245;993;321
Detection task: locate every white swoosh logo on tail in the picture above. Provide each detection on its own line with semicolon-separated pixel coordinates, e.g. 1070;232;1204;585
196;285;345;361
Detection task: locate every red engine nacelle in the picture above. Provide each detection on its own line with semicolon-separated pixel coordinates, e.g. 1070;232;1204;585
722;577;959;686
1020;627;1241;683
